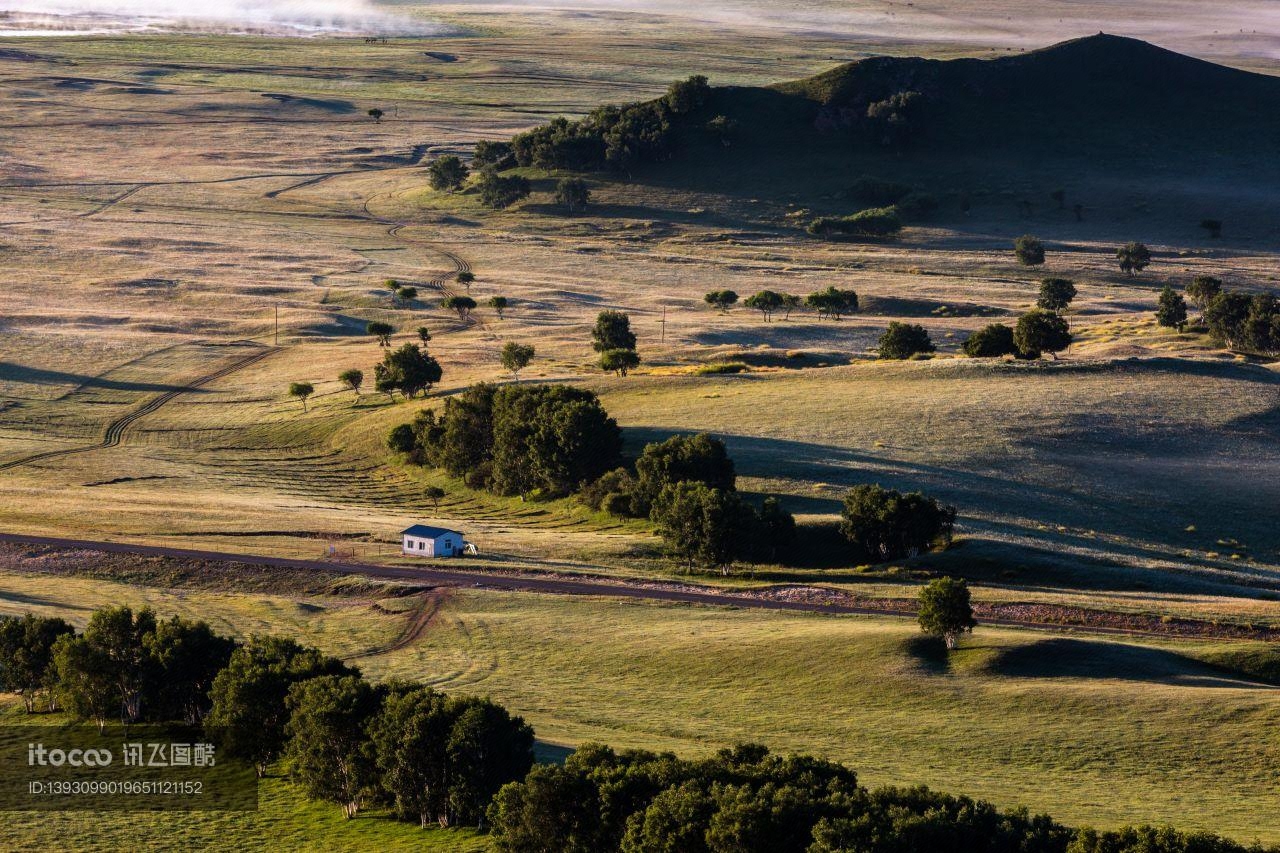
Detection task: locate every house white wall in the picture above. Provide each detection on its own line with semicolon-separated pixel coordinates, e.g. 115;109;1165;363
402;532;465;557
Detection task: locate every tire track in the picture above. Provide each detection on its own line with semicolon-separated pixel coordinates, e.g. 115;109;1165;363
0;343;277;472
348;590;446;660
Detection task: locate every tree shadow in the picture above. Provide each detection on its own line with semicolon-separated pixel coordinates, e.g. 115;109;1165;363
0;362;193;394
982;638;1276;689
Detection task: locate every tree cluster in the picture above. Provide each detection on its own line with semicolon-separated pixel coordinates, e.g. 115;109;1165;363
391;383;623;498
1203;289;1280;355
808;206;903;239
840;483;956;562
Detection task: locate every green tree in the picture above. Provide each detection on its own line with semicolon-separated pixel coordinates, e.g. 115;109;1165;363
1014;234;1045;266
416;326;432;344
1037;277;1077;312
477;170;532;209
600;348;640;376
473;140;514;168
839;484;956;562
1203;291;1252;349
50;634;115;731
285;674;381;819
367;321;394;346
500;342;535;379
145;616;236;725
753;496;797;563
962;323;1017;358
206;635;353;777
445;696;536;826
456;271;476;290
651;482;754;574
425;486;446;509
1014;309;1073;359
488;296;509;319
52;606;158;727
377;343;443;398
805;286;859;320
371;684;454;828
1156;285;1188;330
744;290;784;321
396;286;418;303
554;177;591;213
621;781;716;853
338;368;363;399
443;295;478;321
288;381;314;412
665;74;710;114
591;310;636;352
634;433;736;515
488;764;604;853
0;614;74;713
387;423;416;454
367;108;384;123
878;322;935;359
1116;242;1152;277
1186;275;1222;315
917;576;977;649
704;290;739;313
427;155;469;192
780;293;801;320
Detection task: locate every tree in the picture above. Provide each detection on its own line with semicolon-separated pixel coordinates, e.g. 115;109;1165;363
368;108;384;123
1203;291;1253;350
488;296;509;319
0;614;74;713
338;369;363;399
385;278;400;291
368;321;394;346
634;433;736;514
443;295;478;321
780;293;801;320
878;322;935;359
396;286;418;303
378;343;443;398
144;616;236;725
962;323;1017;358
206;635;353;777
742;290;783;321
651;482;754;574
753;496;797;563
665;74;710;114
285;674;381;819
805;286;859;320
444;696;536;826
488;764;605;853
1013;235;1045;266
591;310;636;352
427;155;469;192
387;423;416;454
840;484;956;562
1186;275;1222;315
288;382;314;412
52;606;158;727
600;348;640;376
425;486;446;510
477;170;531;209
1014;309;1072;359
1037;278;1077;312
473;140;514;169
704;290;739;313
1156;285;1188;330
1116;242;1152;276
1199;219;1223;239
706;114;740;146
50;634;115;732
371;684;454;828
500;342;535;379
456;271;475;290
917;576;976;649
554;178;591;213
416;326;432;344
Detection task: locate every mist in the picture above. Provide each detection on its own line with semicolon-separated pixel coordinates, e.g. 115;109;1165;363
0;0;450;36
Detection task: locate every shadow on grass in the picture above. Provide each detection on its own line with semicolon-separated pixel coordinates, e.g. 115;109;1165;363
0;362;195;394
983;638;1275;689
902;634;951;675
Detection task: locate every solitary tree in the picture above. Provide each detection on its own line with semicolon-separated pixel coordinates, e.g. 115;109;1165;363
367;108;384;123
396;286;418;303
338;369;364;399
428;155;469;192
500;342;535;379
416;326;432;345
425;486;446;510
1199;219;1223;239
917;576;976;649
1037;278;1077;312
839;484;956;561
442;295;477;321
377;344;443;397
878;322;935;359
1156;285;1188;330
591;310;636;352
961;323;1017;358
554;178;591;213
1014;309;1072;359
704;290;739;313
1186;275;1222;316
1013;235;1045;267
743;290;783;321
1116;242;1152;277
385;278;400;291
600;348;640;376
288;381;315;412
456;271;475;291
476;170;531;209
488;296;509;319
367;321;394;346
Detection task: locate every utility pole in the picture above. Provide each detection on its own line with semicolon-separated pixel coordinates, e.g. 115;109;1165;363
660;306;667;343
274;304;278;346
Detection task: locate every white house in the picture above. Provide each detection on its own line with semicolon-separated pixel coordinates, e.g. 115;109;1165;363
400;524;468;558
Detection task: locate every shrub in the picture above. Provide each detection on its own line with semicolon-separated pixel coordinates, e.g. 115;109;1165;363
1037;278;1077;312
808;207;902;238
1014;309;1072;359
962;323;1017;358
696;362;748;375
878;322;935;359
840;483;956;561
1014;234;1045;266
476;170;531;209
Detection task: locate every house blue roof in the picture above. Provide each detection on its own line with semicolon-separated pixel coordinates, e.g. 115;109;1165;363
401;524;462;539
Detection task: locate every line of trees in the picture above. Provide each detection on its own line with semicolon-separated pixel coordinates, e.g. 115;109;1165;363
488;740;1265;853
0;608;533;829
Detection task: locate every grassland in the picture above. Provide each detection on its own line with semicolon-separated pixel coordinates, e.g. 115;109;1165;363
3;4;1280;847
